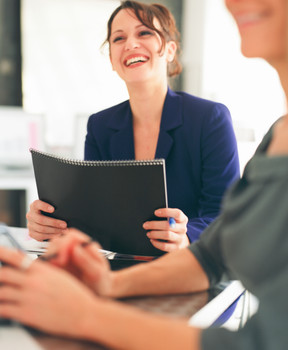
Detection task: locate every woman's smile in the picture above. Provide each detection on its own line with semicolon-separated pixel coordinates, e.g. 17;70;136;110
124;54;149;67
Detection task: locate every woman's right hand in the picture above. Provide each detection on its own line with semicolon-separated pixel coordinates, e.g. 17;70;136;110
26;200;68;241
44;228;113;297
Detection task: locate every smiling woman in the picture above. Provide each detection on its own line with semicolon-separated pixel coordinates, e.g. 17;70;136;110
108;8;177;89
26;0;240;254
105;0;182;79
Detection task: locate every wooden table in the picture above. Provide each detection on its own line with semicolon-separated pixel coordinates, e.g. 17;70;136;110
27;289;215;350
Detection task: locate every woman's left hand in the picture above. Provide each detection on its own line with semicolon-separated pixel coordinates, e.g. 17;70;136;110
0;246;99;337
143;208;189;252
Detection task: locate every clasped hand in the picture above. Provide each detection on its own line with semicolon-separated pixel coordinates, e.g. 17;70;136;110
143;208;189;252
0;231;111;336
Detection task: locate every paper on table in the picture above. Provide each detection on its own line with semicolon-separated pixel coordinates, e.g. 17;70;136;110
0;325;43;350
22;241;48;255
8;227;49;255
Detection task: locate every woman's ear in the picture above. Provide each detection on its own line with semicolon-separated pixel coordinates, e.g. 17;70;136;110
166;40;177;62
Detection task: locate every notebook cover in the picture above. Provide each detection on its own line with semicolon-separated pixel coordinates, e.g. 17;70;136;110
30;149;168;256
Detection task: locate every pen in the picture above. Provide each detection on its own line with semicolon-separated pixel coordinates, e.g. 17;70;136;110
169;217;176;229
111;253;156;262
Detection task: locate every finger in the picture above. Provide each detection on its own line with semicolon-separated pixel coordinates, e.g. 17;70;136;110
143;220;170;231
29;199;55;213
44;229;91;266
154;208;188;224
0;246;27;269
71;241;108;272
0;267;26;288
71;245;107;281
0;285;23;301
27;221;67;242
84;243;107;263
66;228;91;242
27;213;67;232
143;220;185;234
146;230;179;243
149;239;177;252
0;303;26;324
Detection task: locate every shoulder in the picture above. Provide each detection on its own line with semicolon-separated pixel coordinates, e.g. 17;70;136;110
87;100;130;126
179;91;229;114
170;90;232;127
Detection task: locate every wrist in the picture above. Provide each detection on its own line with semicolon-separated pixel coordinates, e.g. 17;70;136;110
107;270;128;298
107;266;146;298
77;298;111;343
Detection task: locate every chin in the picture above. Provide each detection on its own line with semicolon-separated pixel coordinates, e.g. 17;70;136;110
241;46;274;59
241;44;282;61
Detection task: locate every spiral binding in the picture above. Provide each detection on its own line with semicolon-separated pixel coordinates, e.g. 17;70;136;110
30;148;165;167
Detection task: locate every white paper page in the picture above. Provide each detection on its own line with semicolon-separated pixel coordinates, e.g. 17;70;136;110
0;325;43;350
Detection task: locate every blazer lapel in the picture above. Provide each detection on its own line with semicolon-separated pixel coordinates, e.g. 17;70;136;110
107;89;183;161
109;103;135;160
155;88;183;159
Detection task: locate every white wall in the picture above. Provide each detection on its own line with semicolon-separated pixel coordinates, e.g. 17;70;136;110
21;0;128;157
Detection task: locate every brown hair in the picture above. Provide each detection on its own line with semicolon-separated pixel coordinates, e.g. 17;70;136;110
103;0;182;77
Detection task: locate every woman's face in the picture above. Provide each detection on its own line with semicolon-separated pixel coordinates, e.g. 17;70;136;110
109;9;176;86
225;0;286;62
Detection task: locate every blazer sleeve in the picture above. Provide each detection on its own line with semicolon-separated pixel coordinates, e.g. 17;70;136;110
186;103;240;242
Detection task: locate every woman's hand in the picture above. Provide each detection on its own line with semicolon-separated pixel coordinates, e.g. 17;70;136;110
26;200;68;241
43;228;113;297
0;246;99;337
0;246;202;349
143;208;189;252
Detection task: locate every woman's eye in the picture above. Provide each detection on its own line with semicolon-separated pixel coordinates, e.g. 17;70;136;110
112;36;124;43
139;30;153;37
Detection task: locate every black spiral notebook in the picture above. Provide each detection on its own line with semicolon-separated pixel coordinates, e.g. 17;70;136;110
30;148;168;257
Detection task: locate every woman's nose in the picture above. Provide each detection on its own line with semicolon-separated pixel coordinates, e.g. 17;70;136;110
124;36;140;51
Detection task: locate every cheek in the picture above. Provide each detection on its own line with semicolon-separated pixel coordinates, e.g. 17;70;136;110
240;20;286;59
265;20;286;58
109;50;120;68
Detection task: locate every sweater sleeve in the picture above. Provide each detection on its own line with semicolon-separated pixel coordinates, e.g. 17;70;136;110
190;125;288;350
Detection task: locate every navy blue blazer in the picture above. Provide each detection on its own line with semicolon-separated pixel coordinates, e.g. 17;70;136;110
85;88;240;242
